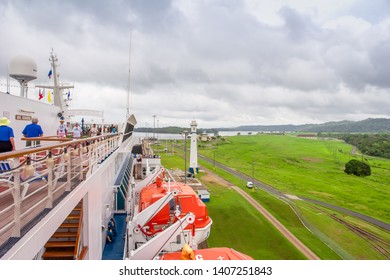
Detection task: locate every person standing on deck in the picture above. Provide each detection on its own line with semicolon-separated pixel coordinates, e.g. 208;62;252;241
0;117;15;153
72;123;83;139
22;117;43;147
57;119;68;138
90;123;98;137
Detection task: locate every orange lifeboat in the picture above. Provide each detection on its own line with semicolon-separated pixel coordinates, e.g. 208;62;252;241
160;245;253;260
138;180;212;237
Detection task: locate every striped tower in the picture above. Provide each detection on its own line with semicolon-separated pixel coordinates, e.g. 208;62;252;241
189;120;199;174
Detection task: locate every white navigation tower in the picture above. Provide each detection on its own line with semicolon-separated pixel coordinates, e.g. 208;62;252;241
189;120;199;174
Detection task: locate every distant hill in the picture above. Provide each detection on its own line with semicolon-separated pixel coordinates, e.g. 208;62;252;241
134;118;390;133
224;118;390;133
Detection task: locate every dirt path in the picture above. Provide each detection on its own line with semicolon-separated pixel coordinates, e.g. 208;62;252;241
199;165;320;260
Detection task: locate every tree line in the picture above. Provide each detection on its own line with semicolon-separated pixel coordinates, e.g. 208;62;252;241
321;133;390;159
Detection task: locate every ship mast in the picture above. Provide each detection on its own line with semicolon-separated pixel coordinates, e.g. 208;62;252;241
36;49;74;117
50;51;61;107
126;28;132;118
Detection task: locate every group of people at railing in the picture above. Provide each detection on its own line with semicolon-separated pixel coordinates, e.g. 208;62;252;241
0;115;120;153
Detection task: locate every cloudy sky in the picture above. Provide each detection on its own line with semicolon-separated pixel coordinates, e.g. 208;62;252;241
1;0;390;128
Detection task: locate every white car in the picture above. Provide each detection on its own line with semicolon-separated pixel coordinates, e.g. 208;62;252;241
246;181;253;189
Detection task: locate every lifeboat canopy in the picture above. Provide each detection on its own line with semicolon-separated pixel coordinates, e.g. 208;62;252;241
160;247;253;260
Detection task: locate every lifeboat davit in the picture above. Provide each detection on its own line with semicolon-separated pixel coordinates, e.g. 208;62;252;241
138;178;212;245
127;176;213;257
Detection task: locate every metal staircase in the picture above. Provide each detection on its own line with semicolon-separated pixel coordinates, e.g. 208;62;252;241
42;201;86;260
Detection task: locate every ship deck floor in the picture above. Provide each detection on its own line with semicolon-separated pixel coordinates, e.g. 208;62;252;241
102;213;127;260
0;176;83;258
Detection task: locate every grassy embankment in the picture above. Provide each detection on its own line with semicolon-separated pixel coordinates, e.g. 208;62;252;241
197;134;390;259
154;134;390;259
159;151;308;259
199;134;390;223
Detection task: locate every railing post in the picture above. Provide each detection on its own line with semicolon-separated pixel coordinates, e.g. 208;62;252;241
46;159;54;208
11;158;21;237
106;138;109;156
97;140;101;163
87;142;94;174
66;151;72;192
101;139;104;161
79;144;84;181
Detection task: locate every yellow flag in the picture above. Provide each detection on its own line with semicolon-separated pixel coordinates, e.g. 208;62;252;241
48;90;52;103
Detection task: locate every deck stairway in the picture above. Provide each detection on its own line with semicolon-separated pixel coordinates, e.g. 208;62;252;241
42;201;86;260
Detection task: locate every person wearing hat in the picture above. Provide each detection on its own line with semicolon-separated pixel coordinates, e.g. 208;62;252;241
90;123;98;137
57;119;68;138
22;117;44;147
0;117;15;153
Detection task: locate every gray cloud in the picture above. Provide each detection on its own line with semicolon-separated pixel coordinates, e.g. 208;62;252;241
1;0;390;128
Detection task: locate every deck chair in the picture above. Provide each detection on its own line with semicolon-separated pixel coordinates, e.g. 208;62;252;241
19;168;48;199
0;160;45;199
0;160;13;182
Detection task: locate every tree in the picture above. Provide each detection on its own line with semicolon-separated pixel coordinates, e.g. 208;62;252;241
344;159;371;177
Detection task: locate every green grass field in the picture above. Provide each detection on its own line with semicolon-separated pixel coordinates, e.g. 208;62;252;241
199;134;390;223
160;153;308;259
154;135;390;259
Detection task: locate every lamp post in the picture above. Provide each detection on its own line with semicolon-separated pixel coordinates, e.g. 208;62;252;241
213;149;216;169
252;161;254;181
152;115;156;139
182;130;189;184
252;161;257;190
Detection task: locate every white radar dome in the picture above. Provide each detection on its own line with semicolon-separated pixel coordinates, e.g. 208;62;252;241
9;55;38;83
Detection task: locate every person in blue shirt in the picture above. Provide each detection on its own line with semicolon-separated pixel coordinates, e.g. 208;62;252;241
0;117;15;153
22;117;44;147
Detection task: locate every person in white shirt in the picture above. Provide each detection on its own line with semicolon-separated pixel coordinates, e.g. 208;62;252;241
72;123;83;139
90;124;98;137
57;120;68;138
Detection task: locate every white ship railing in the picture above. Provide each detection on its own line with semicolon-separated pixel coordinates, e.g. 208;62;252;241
0;133;122;247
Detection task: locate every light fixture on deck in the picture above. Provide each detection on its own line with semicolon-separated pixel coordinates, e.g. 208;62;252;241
46;151;54;168
63;148;70;161
73;145;79;156
24;156;35;177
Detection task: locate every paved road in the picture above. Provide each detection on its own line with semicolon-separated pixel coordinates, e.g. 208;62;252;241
198;154;390;232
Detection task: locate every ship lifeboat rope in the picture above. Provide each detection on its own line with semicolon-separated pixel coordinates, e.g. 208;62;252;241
135;189;182;237
137;224;163;236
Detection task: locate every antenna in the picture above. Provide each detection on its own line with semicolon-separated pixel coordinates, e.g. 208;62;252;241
126;27;133;117
6;64;10;94
153;115;156;139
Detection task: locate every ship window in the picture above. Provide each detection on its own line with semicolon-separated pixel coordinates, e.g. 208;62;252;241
169;199;175;211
